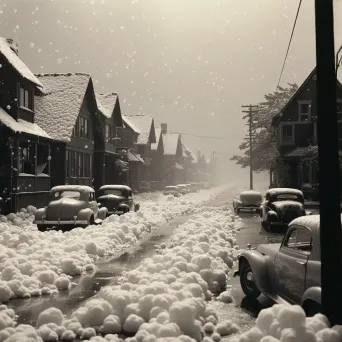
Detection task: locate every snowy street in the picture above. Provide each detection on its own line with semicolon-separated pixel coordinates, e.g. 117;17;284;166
0;187;250;341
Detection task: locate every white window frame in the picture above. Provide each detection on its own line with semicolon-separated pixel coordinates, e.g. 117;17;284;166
298;100;312;122
280;123;295;145
337;99;342;121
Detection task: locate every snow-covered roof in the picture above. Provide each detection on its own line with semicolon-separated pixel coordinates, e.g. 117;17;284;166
34;73;91;142
96;92;117;119
122;116;141;134
162;133;179;156
181;142;195;160
50;185;94;193
0;107;51;138
0;38;43;87
151;127;161;151
99;185;132;191
128;151;144;163
125;114;153;145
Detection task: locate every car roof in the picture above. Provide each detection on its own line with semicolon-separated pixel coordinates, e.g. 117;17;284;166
289;214;342;232
240;190;262;196
51;185;94;193
266;188;303;197
165;186;177;189
99;185;132;191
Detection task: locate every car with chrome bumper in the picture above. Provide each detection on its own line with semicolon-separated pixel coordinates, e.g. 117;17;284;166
234;214;324;316
233;190;262;214
259;188;306;232
34;185;108;231
97;185;140;216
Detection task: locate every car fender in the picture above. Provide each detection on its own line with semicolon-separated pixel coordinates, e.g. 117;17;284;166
301;286;321;306
239;250;271;292
35;208;47;220
233;199;242;208
267;210;278;222
98;206;108;220
77;208;93;221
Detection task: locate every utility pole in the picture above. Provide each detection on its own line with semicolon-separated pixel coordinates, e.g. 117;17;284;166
242;105;258;190
315;0;342;325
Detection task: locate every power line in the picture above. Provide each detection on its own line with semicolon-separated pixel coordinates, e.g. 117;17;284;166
167;130;224;139
276;0;303;89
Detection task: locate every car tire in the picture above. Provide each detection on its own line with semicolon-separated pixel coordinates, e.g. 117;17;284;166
240;261;261;299
303;300;321;317
37;224;47;232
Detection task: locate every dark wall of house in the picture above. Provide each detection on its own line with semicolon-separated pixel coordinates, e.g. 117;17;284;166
116;128;138;149
0;55;19;119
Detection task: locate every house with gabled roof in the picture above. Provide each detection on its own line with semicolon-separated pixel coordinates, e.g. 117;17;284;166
34;72;106;190
0;38;54;213
160;123;185;185
124;114;156;191
181;142;196;183
150;126;164;189
95;92;124;185
271;66;342;200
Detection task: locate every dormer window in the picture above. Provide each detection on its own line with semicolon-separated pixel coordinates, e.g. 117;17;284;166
19;86;33;110
298;101;311;121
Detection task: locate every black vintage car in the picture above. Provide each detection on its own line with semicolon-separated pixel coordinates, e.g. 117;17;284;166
97;185;140;216
259;188;306;232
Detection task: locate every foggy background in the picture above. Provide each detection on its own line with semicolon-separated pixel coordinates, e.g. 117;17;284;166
0;0;341;190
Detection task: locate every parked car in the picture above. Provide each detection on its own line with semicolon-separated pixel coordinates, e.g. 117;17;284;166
233;190;263;214
34;185;108;231
163;185;181;197
97;185;140;216
234;214;323;316
177;184;190;195
259;188;306;232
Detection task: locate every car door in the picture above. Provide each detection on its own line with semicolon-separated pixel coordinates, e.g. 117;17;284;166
273;225;312;304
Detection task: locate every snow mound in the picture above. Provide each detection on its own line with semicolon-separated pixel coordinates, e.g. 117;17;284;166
31;205;238;341
0;187;224;302
234;304;342;342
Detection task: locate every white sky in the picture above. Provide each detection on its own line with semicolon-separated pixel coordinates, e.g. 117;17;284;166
0;0;341;186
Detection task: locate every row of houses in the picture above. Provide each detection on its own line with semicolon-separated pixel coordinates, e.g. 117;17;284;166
270;67;342;201
0;38;213;213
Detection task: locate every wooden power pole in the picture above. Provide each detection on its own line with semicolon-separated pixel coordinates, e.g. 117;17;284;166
315;0;342;325
242;105;258;190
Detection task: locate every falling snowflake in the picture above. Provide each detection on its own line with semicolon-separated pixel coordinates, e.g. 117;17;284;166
57;58;62;64
29;42;35;48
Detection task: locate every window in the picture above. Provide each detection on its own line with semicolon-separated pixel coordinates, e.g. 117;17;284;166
302;162;311;184
72;117;90;139
66;150;92;179
299;102;311;121
282;125;294;144
284;227;312;252
337;101;342;121
19;86;33;110
105;124;110;142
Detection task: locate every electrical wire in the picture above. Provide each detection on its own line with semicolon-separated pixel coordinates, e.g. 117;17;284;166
276;0;303;89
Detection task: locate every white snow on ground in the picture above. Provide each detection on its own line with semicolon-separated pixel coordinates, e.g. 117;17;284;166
4;204;241;342
0;188;224;302
232;304;342;342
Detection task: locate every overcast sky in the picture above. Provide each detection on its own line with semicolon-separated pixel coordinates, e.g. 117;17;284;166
0;0;341;187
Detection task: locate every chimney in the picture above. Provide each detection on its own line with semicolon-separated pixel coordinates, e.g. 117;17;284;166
6;38;19;56
161;123;167;134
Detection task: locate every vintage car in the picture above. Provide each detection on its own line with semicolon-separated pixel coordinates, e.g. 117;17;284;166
259;188;306;232
177;184;190;195
163;186;181;197
97;185;140;216
233;190;263;214
234;215;323;316
34;185;108;231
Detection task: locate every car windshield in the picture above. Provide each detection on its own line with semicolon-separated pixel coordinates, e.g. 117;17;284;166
274;194;301;202
54;191;81;199
102;189;126;196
